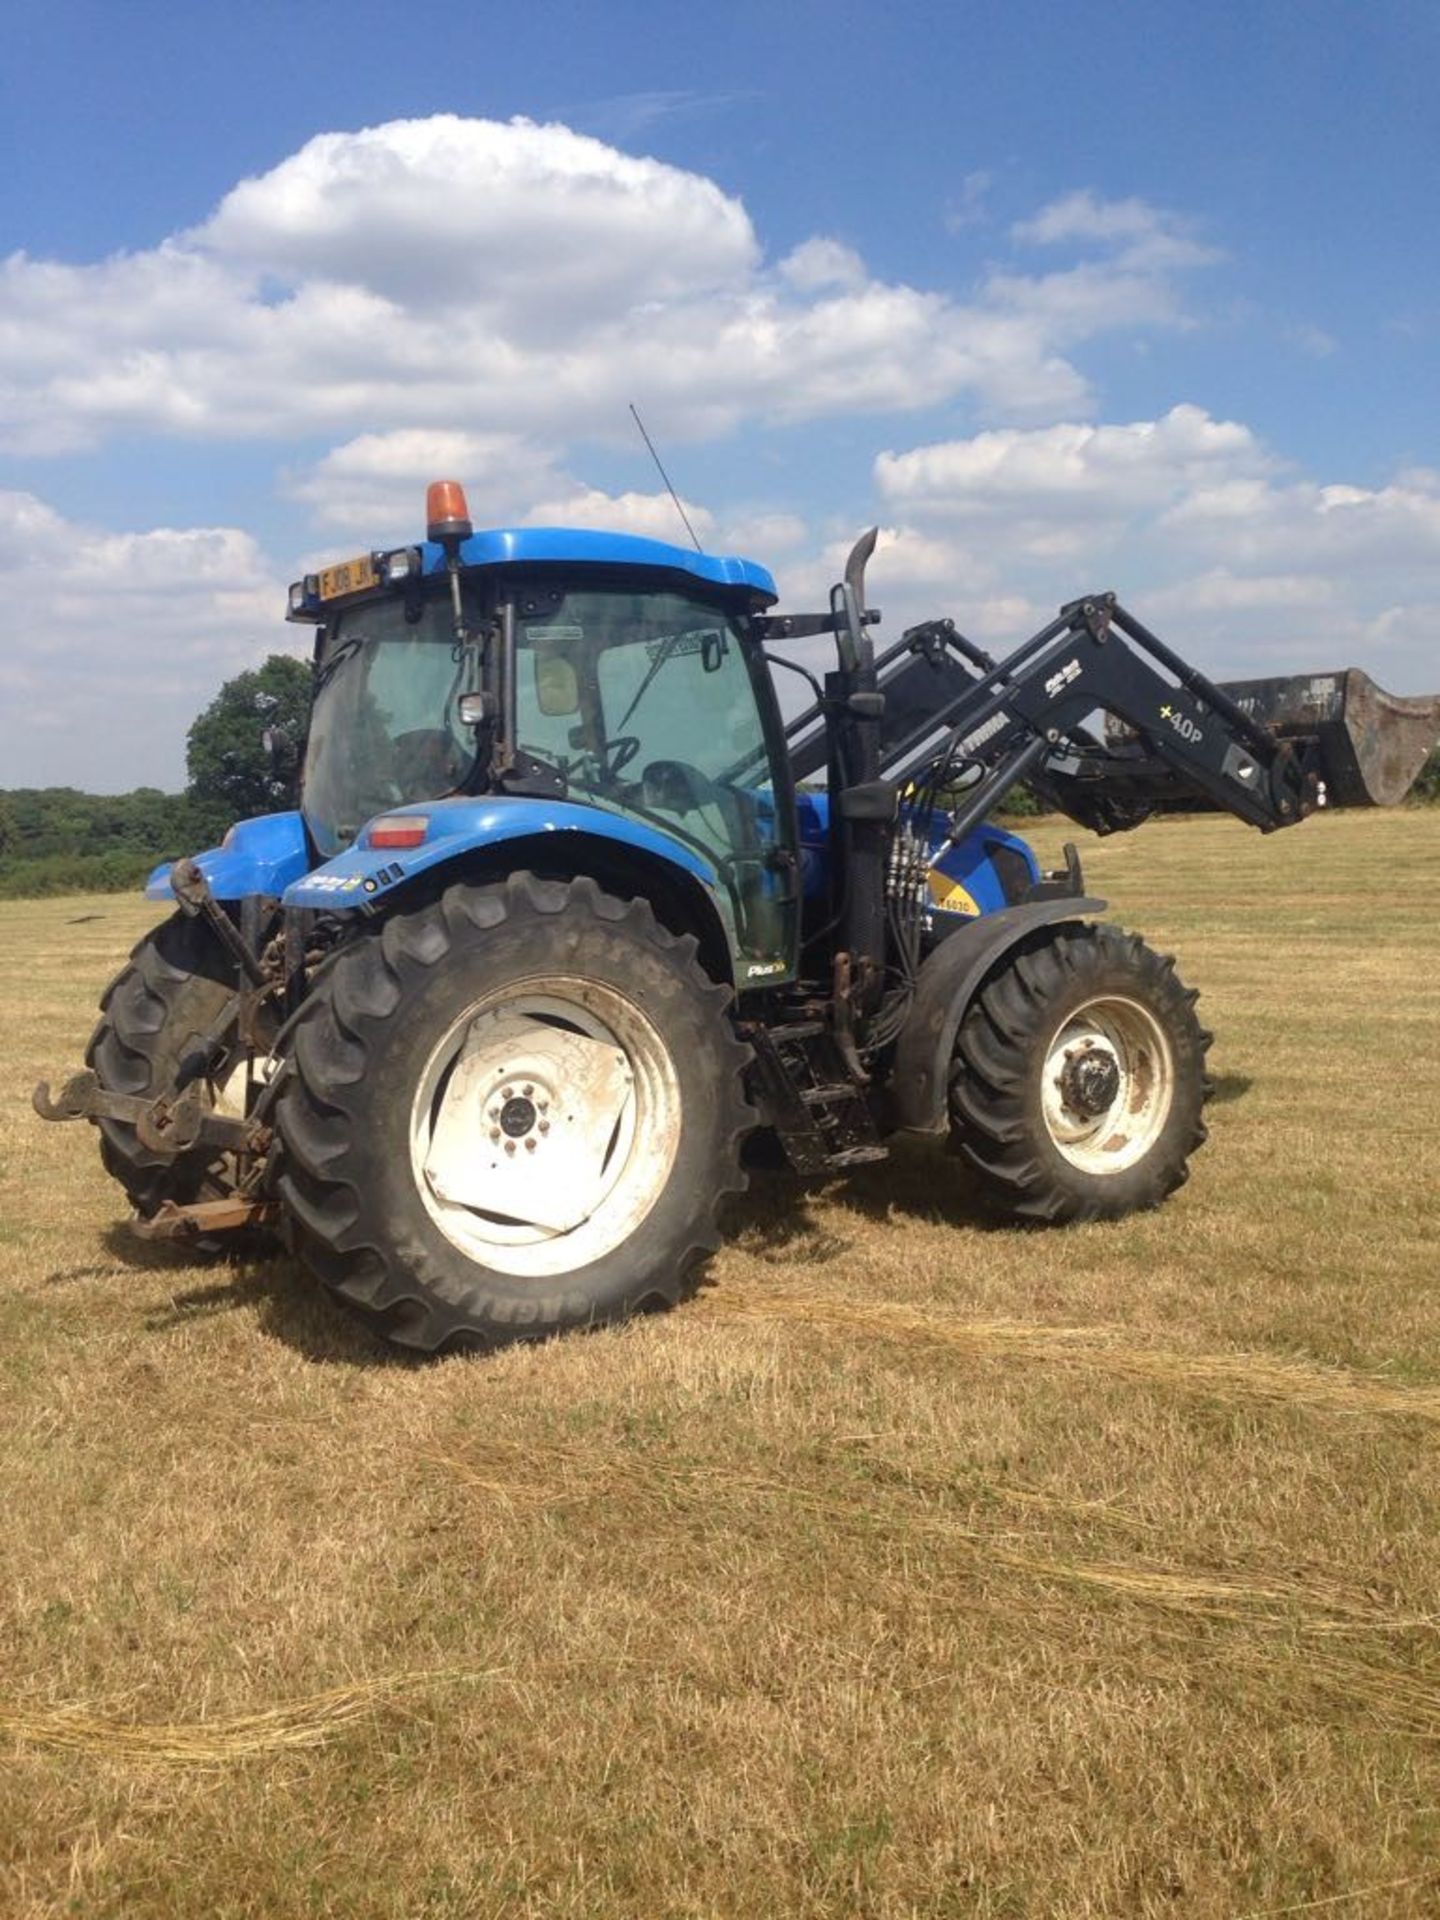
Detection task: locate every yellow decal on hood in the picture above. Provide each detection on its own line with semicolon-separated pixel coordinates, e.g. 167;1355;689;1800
928;870;980;917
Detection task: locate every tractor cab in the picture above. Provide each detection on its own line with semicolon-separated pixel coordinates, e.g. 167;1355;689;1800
287;486;801;978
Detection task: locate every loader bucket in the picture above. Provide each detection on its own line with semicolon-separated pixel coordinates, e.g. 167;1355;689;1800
1215;669;1440;808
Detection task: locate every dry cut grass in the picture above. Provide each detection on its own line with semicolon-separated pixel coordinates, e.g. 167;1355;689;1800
0;1669;505;1765
1;808;1438;1917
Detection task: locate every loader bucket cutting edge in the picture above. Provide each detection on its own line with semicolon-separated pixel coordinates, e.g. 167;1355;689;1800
1216;668;1440;808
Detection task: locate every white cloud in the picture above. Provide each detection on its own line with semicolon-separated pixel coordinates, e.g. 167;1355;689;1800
522;485;715;543
867;410;1440;693
1162;468;1440;576
0;491;288;789
877;405;1265;521
943;170;992;235
1013;189;1221;271
199;115;759;319
0;118;1223;457
778;237;867;293
286;426;715;549
721;509;808;555
287;428;566;536
987;191;1223;344
1287;321;1339;359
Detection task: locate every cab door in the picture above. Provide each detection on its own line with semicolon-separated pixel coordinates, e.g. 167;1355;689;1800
510;579;800;983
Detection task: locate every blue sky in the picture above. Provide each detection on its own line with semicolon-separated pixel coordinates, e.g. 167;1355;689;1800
1;0;1437;790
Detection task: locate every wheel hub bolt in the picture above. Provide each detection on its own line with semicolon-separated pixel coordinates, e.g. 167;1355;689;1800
524;1137;537;1152
538;1119;550;1135
503;1139;516;1156
1060;1048;1121;1117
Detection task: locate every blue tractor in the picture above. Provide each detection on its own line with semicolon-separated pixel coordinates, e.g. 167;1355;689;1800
36;481;1440;1350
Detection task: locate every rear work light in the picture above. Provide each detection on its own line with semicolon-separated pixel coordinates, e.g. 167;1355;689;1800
366;815;430;850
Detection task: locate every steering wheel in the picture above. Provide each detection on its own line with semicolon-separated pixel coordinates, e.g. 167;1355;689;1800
640;758;709;815
601;734;642;780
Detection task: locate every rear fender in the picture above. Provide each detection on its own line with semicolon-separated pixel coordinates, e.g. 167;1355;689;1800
281;797;741;987
885;897;1108;1135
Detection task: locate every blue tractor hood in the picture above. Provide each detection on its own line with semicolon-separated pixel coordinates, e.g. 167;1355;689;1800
146;810;312;903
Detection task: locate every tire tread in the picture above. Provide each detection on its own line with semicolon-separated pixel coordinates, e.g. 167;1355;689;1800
949;922;1212;1225
275;874;752;1352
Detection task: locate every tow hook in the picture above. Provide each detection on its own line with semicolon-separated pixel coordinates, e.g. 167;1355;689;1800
32;1070;266;1157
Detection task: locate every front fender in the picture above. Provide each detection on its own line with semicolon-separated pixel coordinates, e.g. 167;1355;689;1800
886;897;1108;1135
145;810;310;903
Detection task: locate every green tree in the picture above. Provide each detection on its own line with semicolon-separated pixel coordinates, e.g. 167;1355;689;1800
0;796;17;857
185;654;312;834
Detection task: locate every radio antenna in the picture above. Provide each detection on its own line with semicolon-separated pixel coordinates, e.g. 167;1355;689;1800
629;402;703;552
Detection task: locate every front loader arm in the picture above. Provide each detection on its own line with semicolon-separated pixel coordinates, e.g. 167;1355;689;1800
854;591;1438;843
1003;596;1316;834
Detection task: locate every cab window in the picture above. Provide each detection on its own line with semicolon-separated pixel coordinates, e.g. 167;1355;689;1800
512;582;790;965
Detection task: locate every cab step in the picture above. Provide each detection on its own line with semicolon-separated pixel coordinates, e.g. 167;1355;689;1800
743;1022;889;1176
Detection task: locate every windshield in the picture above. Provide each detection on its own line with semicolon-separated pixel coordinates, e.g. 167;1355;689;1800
304;592;479;856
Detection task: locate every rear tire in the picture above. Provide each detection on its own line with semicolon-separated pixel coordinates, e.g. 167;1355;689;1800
85;913;246;1218
274;873;753;1352
948;923;1211;1223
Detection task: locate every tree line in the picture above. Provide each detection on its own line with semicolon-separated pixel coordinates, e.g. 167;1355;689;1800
0;656;311;898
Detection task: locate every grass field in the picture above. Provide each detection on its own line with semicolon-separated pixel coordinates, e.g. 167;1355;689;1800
2;809;1438;1918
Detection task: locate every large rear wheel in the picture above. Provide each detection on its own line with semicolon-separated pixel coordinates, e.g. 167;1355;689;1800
948;923;1211;1223
274;874;753;1351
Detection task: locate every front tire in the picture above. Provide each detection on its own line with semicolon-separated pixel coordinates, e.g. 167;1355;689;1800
948;923;1211;1223
274;874;753;1352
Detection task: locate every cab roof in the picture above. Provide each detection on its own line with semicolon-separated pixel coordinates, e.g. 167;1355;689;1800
421;526;778;605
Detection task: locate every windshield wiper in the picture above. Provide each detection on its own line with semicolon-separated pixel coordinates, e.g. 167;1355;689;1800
313;634;367;694
612;631;685;737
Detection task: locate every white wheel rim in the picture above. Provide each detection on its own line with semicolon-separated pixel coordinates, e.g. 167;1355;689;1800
1040;994;1174;1175
409;977;682;1279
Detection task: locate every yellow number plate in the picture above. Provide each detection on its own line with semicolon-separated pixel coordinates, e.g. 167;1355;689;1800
317;554;378;600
